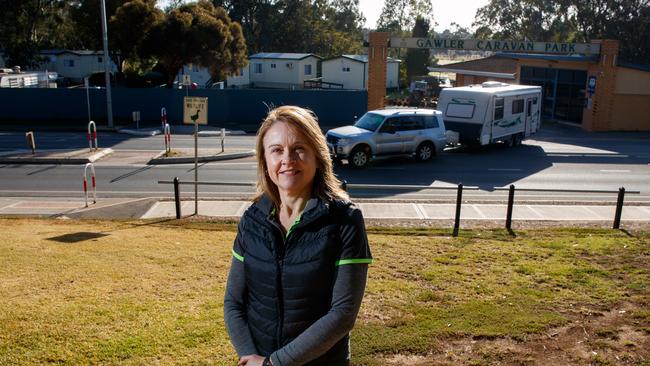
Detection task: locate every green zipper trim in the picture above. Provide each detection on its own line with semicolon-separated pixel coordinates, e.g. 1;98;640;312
232;249;244;262
336;258;373;266
285;213;303;238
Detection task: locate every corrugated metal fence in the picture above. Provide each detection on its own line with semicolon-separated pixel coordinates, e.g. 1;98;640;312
0;88;367;129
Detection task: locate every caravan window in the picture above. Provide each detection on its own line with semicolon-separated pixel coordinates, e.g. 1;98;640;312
494;98;504;120
446;103;475;119
512;99;524;114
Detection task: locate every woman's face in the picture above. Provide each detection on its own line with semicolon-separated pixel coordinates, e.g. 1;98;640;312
263;121;318;198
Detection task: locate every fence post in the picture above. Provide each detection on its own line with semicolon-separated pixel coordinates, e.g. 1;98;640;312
221;128;226;153
613;187;625;229
161;107;167;130
164;123;171;154
174;177;181;219
25;131;36;154
453;183;463;237
506;184;515;230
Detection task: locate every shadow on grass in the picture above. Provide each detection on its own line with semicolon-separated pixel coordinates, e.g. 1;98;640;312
47;232;109;243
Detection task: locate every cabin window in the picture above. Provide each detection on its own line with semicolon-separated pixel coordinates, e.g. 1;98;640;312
97;57;103;63
512;99;524;114
271;63;276;69
446;103;475;119
304;64;312;75
342;67;350;72
63;59;75;67
254;63;262;74
494;98;504;120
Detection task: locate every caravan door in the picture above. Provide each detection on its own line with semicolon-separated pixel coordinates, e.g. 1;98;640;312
525;98;533;137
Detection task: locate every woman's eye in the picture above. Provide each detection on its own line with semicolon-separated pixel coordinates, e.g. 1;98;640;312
271;148;282;154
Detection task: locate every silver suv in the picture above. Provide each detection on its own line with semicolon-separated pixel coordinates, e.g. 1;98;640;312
326;108;447;168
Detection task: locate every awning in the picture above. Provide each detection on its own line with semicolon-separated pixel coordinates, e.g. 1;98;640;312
427;67;516;80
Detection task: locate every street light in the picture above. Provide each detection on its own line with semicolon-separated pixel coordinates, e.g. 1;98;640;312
99;0;114;128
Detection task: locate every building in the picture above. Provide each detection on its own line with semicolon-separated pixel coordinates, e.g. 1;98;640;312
37;50;117;82
322;55;401;90
0;67;57;88
428;40;650;131
248;53;322;89
226;66;250;87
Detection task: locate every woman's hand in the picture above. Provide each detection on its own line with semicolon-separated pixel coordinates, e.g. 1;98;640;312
238;354;266;366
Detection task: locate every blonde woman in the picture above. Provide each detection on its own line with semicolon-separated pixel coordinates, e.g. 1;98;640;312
224;106;372;366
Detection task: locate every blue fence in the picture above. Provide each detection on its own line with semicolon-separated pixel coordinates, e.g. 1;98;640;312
0;88;368;130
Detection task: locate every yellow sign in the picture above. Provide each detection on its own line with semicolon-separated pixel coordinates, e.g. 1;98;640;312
183;97;208;125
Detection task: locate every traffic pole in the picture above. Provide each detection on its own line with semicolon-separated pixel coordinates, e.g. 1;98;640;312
453;183;463;237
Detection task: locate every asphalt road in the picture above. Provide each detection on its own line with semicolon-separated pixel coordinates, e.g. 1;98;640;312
1;123;649;203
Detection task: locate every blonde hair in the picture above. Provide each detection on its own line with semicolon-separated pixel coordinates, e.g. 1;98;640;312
253;105;348;207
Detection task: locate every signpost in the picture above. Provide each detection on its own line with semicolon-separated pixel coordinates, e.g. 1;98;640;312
389;37;601;55
184;96;208;215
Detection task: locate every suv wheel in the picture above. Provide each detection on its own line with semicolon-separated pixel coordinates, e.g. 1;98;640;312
416;142;434;162
350;146;370;168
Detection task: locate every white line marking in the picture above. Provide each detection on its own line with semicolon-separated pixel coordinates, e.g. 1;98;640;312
488;168;522;172
600;169;631;173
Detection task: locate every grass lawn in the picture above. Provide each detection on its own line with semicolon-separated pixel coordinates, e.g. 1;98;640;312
0;218;648;365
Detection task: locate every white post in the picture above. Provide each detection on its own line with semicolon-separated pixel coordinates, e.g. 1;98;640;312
88;121;98;151
221;128;225;153
161;107;167;130
83;163;97;207
99;0;114;128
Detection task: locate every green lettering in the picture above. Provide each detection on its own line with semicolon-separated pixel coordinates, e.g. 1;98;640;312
458;40;465;49
477;40;484;50
434;39;444;48
561;44;568;52
416;38;424;47
527;42;534;51
569;44;576;53
484;41;492;50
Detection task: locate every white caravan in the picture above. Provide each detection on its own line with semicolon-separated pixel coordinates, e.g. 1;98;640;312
438;82;542;146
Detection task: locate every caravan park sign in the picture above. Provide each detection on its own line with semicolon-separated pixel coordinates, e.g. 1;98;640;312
390;38;600;55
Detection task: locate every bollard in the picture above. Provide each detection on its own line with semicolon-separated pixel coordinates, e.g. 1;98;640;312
25;131;36;154
505;184;515;230
221;128;226;153
161;107;167;130
164;123;171;154
132;111;141;130
341;180;348;192
87;121;98;152
83;163;97;207
174;177;181;219
453;183;463;237
613;187;625;229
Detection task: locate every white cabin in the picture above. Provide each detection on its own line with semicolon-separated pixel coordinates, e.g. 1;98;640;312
321;55;401;90
249;53;322;89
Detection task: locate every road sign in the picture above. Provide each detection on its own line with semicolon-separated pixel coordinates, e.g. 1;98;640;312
183;97;208;125
182;74;191;86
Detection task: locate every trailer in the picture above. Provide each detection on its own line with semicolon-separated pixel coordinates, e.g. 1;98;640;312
438;82;542;146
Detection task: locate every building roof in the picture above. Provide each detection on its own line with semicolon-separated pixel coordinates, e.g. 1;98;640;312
427;55;516;79
323;54;401;63
618;61;650;73
249;53;322;60
40;50;105;56
495;52;600;62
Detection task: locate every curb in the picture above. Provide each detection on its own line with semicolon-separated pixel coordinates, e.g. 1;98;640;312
0;148;114;165
148;149;255;164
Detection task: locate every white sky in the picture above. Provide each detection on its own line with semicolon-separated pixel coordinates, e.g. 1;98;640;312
360;0;489;31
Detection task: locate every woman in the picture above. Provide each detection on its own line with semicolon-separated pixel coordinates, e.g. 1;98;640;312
224;105;372;366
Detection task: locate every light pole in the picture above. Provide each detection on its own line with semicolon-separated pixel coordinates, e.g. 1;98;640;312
99;0;114;128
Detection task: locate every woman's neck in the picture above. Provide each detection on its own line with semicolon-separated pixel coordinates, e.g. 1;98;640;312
278;190;310;217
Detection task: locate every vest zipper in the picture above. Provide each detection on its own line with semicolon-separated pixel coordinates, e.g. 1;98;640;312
268;218;286;349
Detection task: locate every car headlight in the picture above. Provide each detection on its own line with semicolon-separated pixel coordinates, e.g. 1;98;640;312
337;138;351;145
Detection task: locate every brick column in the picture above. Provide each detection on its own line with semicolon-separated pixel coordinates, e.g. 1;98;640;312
367;32;390;110
583;39;619;131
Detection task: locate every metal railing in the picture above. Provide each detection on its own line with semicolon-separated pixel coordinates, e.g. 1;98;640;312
158;179;638;232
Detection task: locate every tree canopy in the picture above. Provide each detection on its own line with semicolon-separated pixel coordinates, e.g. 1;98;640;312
405;17;431;82
473;0;650;63
144;0;248;87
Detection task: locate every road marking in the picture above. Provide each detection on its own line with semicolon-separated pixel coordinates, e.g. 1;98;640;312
600;169;631;173
488;168;522;171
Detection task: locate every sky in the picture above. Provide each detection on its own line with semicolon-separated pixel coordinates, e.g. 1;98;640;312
359;0;489;31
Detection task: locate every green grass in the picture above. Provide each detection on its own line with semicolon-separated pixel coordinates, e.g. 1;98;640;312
0;219;648;365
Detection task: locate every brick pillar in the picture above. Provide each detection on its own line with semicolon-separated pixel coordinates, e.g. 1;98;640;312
367;32;390;110
583;39;619;131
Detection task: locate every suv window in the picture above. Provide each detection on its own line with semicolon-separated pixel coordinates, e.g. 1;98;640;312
354;113;384;131
424;115;439;128
397;116;424;131
379;118;399;133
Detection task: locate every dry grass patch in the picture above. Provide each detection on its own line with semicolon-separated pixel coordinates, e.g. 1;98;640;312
0;219;649;365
